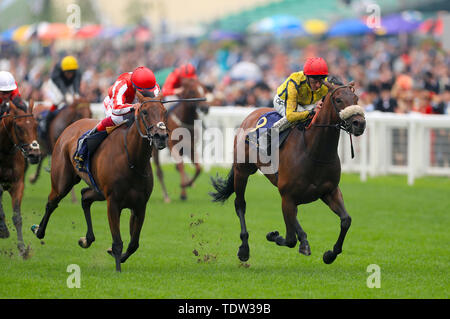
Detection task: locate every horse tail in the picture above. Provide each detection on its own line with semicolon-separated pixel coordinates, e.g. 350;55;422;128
209;165;235;203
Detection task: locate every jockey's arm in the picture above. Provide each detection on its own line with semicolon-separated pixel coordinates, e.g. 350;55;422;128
285;80;311;123
162;72;179;97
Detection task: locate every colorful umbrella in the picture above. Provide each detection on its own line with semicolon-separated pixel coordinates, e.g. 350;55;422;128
304;19;328;35
38;23;74;40
248;15;304;36
0;26;17;42
375;12;422;35
75;24;102;39
12;24;37;42
327;18;372;37
419;17;443;36
98;26;125;39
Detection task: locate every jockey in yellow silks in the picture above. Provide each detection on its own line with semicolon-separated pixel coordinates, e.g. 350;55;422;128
272;57;335;131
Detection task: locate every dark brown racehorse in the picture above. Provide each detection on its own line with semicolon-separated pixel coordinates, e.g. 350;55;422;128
0;100;41;257
210;81;366;264
30;92;168;271
153;77;209;202
30;98;92;188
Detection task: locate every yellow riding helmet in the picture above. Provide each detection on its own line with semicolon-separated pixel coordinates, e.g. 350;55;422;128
61;56;79;71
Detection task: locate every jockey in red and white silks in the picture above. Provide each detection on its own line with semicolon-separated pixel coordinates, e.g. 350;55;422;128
96;67;160;132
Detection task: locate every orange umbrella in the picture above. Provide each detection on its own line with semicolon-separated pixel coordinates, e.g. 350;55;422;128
75;25;103;39
38;23;74;40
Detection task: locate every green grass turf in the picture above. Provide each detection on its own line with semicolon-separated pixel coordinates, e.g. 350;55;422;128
0;160;448;299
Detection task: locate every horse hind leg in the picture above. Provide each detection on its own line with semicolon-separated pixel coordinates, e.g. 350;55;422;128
78;187;104;248
267;196;304;251
321;187;352;264
32;155;80;240
234;164;256;262
120;206;145;264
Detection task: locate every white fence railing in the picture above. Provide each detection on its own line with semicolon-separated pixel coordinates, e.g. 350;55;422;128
90;104;450;185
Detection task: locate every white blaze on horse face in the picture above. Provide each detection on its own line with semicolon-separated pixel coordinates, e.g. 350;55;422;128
339;105;365;121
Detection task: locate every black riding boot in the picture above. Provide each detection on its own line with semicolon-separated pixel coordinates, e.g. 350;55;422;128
73;127;98;170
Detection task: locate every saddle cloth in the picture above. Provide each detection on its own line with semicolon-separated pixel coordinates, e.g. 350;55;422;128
245;111;292;155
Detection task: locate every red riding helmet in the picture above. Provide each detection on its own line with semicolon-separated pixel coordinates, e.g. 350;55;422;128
303;57;328;76
131;66;158;93
179;63;196;79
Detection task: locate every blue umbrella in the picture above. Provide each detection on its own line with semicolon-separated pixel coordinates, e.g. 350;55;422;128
248;15;304;36
0;27;17;42
327;19;372;37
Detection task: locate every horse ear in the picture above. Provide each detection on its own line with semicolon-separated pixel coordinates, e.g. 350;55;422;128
28;99;34;113
323;80;335;90
136;91;145;103
9;99;18;113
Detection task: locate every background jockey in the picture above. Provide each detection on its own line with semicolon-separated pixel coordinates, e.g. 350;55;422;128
73;66;160;168
271;57;342;132
40;55;82;130
0;71;28;115
162;63;197;110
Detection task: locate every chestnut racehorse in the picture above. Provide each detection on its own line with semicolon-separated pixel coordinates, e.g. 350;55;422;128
210;81;366;265
153;77;209;202
0;100;41;257
31;92;168;271
30;98;92;191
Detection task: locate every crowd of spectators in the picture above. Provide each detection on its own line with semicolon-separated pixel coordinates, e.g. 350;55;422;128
0;32;449;115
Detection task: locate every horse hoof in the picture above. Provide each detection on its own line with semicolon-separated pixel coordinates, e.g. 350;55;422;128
78;237;89;248
323;250;337;264
31;224;42;238
107;248;113;257
180;194;187;201
0;226;10;239
299;243;311;256
164;197;171;203
266;231;279;242
237;246;249;262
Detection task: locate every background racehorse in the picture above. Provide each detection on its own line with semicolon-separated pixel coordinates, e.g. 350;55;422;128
0;100;40;258
31;92;168;271
153;77;209;202
210;81;366;265
30;98;92;201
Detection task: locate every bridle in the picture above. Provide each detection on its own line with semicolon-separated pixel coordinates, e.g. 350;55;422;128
304;85;363;160
310;85;359;134
0;113;39;157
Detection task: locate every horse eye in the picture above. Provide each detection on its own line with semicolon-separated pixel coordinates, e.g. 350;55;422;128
335;98;342;104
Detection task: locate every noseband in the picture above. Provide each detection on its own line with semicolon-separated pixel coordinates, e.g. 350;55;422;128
0;113;39;157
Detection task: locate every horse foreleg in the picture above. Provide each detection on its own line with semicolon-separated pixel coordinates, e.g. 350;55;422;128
9;182;26;256
0;186;9;238
321;187;352;264
153;148;170;203
106;199;123;272
120;206;145;264
29;155;44;184
181;149;202;188
176;162;188;200
78;187;104;248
